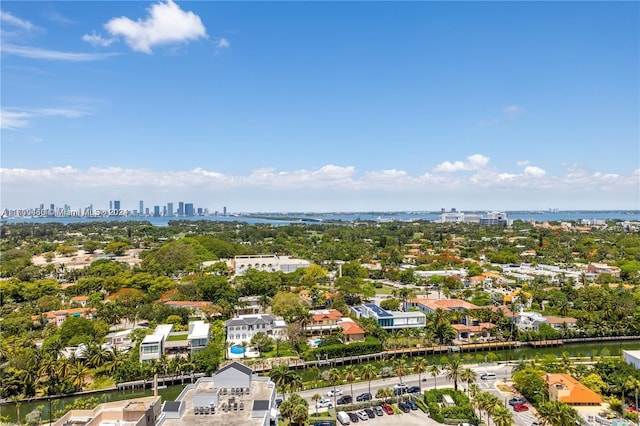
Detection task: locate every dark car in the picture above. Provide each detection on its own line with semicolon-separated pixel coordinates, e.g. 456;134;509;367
337;395;353;405
509;397;527;406
356;392;372;402
393;387;408;396
314;422;333;426
407;400;418;411
407;386;421;394
364;408;375;419
348;412;359;423
275;398;283;408
374;406;384;416
398;402;410;413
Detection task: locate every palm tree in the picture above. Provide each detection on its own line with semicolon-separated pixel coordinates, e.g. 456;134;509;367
311;393;321;415
537;401;578;426
443;356;463;391
428;364;440;389
288;373;303;394
343;365;357;400
69;361;89;392
327;368;342;406
291;403;309;426
412;357;428;388
461;368;477;396
270;364;294;400
492;406;514;426
375;387;393;402
393;358;408;385
360;364;377;398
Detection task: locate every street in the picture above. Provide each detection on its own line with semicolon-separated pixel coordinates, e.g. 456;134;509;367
295;363;538;426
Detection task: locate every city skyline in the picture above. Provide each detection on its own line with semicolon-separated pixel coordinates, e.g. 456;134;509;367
1;1;638;211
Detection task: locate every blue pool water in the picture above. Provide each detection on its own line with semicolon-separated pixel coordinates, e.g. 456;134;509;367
230;345;245;354
313;340;322;346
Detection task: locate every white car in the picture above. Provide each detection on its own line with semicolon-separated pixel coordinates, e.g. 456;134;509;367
327;389;343;397
393;382;408;390
357;410;369;421
317;399;333;408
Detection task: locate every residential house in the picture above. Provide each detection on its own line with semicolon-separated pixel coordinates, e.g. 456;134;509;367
140;324;173;362
544;373;603;406
224;314;287;345
187;321;210;354
32;307;97;327
544;315;578;332
587;263;621;278
54;396;162;426
70;295;90;307
306;309;343;334
350;303;426;330
339;318;366;343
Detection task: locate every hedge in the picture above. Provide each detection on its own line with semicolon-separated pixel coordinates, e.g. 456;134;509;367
303;336;382;361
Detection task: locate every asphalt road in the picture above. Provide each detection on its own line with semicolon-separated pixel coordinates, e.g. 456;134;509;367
296;363;538;426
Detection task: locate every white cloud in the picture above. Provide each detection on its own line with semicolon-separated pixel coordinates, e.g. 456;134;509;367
0;11;35;31
215;37;230;49
517;160;530;167
1;44;116;61
523;166;546;177
1;107;89;129
104;0;207;54
0;109;30;129
504;105;524;120
2;163;639;211
82;31;115;47
433;154;490;173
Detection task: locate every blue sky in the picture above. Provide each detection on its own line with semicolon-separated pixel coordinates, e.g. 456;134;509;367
1;1;638;212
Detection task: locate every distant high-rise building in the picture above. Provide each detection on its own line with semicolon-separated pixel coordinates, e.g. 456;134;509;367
39;203;44;210
451;207;457;213
109;201;113;210
197;208;203;215
163;206;167;216
153;206;160;217
167;202;174;217
178;202;184;216
185;203;194;217
113;200;121;211
50;203;55;212
145;208;150;216
139;200;144;216
223;206;227;216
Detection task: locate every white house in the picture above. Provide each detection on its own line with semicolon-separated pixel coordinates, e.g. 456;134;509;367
224;314;287;345
187;321;210;354
350;303;426;330
140;324;173;362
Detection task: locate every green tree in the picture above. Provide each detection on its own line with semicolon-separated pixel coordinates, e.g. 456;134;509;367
443;356;463;391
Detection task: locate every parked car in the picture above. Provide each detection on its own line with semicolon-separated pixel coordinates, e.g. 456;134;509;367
509;397;527;406
514;404;529;412
275;398;283;407
381;404;394;415
407;386;421;394
328;389;344;397
393;383;408;391
314;422;333;426
356;392;372;402
317;399;333;408
407;400;418;410
337;395;353;405
374;406;384;416
480;372;497;380
398;402;410;413
364;408;375;419
356;410;369;421
347;412;359;423
337;411;351;425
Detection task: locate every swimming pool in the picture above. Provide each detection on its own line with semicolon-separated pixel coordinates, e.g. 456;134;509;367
230;345;245;354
